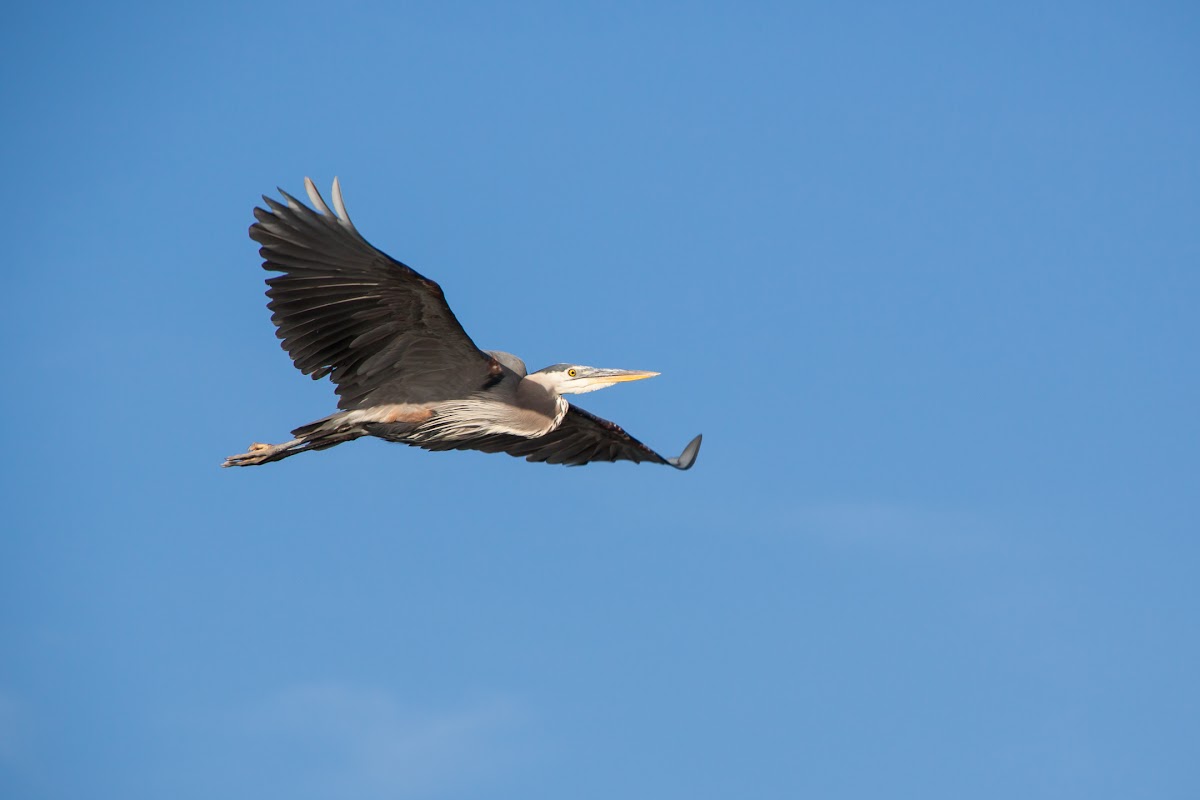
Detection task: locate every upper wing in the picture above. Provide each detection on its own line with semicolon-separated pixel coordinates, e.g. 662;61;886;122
420;405;703;470
250;178;495;409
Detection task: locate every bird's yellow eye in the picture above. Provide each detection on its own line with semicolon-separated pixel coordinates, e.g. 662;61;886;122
567;368;577;377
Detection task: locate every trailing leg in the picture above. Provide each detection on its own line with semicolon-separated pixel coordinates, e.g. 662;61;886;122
222;437;306;467
222;420;365;467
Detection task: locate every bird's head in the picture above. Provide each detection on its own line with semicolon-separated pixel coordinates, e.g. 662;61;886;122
529;364;660;395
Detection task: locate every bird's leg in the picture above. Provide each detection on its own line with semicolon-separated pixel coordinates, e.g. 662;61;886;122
222;438;304;467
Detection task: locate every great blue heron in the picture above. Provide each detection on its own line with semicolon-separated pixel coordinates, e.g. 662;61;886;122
223;178;702;470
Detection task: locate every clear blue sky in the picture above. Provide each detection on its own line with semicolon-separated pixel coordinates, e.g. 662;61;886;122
3;2;1197;798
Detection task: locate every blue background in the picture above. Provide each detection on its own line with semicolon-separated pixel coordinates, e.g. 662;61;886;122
3;2;1198;797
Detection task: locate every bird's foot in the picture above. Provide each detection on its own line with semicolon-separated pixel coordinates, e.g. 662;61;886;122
222;440;295;467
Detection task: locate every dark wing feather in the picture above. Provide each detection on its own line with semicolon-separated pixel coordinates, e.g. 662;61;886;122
250;178;494;409
420;405;703;470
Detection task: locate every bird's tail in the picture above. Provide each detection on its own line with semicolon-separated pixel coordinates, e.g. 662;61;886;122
290;413;348;440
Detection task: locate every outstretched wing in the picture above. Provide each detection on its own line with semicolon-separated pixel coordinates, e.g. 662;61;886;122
419;405;703;470
250;178;495;409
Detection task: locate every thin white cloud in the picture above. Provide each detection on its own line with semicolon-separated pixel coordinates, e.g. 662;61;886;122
0;689;19;766
240;683;527;799
790;502;1001;556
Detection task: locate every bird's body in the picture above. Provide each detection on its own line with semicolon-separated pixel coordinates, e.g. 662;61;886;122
223;178;702;470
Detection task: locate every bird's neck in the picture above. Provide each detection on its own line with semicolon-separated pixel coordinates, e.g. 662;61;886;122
523;370;562;395
518;374;570;432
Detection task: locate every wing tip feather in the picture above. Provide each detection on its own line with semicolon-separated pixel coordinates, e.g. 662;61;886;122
304;176;333;216
331;177;352;228
668;434;703;470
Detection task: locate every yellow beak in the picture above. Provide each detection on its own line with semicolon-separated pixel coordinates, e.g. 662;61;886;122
602;370;660;383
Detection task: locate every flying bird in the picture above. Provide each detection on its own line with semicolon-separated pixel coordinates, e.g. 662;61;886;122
223;178;702;470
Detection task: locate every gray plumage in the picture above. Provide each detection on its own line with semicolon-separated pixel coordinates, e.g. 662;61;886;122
223;178;702;471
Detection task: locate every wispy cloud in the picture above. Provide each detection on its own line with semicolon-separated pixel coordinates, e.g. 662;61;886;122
789;502;1001;556
238;683;527;798
0;689;19;766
